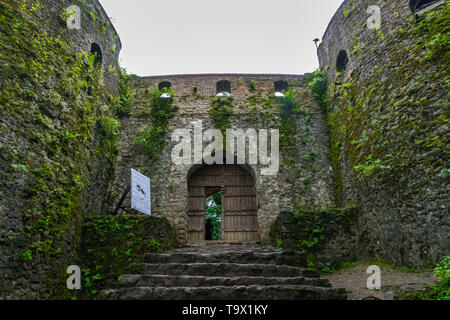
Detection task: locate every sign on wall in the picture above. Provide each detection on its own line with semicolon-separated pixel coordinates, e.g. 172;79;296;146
131;168;151;215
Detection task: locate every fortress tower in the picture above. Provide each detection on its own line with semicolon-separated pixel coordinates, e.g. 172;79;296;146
0;0;447;299
318;0;449;267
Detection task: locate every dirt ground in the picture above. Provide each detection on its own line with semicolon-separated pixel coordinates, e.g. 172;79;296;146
323;263;438;300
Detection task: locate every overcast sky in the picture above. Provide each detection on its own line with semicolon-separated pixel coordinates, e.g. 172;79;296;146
99;0;344;76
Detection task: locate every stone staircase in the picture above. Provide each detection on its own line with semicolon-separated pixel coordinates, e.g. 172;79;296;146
101;243;347;300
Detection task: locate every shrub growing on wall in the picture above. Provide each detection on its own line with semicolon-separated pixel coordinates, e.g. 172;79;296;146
134;86;178;159
0;0;122;298
308;70;327;111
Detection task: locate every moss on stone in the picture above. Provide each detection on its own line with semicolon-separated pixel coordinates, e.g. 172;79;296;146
134;86;178;159
269;206;358;269
75;214;179;299
209;96;234;133
0;0;122;298
326;2;449;200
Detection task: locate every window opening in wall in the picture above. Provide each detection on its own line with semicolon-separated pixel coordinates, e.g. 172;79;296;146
274;80;289;97
336;50;349;73
216;80;231;97
409;0;444;13
90;43;102;66
158;81;172;99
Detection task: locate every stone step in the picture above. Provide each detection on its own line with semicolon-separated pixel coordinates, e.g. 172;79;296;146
185;241;260;247
177;243;281;250
173;247;284;255
129;263;319;278
103;245;345;300
102;285;347;300
118;274;331;288
145;251;306;267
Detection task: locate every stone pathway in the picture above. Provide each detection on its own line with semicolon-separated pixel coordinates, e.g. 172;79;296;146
102;243;347;300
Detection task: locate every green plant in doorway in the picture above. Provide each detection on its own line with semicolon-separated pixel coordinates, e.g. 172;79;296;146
205;192;222;240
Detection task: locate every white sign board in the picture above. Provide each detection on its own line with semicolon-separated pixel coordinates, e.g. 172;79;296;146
131;168;151;215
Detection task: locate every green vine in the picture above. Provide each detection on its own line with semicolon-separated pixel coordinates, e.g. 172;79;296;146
76;215;178;299
308;70;327;112
134;86;178;159
276;90;302;167
209;96;234;133
0;0;121;298
270;206;357;269
114;68;135;117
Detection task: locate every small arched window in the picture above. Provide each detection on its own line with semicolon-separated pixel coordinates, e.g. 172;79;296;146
409;0;443;13
158;81;172;99
216;80;231;96
274;80;289;97
90;43;102;66
336;50;349;73
158;81;171;90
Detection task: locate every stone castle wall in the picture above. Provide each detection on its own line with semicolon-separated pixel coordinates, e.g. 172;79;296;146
1;0;448;299
318;0;449;268
0;0;122;298
106;74;336;243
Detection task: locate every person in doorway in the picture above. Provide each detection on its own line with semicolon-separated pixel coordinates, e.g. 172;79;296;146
205;219;213;240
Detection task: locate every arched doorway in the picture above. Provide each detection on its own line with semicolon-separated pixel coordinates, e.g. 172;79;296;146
187;164;258;242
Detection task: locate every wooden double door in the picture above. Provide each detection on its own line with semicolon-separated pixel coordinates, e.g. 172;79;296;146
187;164;259;242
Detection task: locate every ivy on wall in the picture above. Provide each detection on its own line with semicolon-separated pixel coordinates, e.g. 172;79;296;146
134;86;179;159
270;206;357;271
326;2;449;207
308;70;328;112
209;96;234;134
76;215;179;299
0;0;123;298
114;68;135;117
